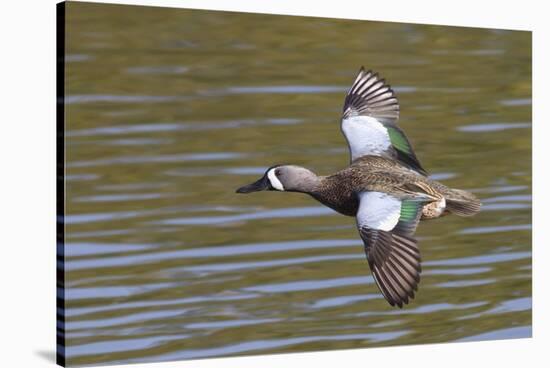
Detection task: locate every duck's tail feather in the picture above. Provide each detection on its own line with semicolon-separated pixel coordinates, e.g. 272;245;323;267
445;188;481;216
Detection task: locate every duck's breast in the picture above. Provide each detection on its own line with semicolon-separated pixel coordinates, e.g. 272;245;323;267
311;175;359;217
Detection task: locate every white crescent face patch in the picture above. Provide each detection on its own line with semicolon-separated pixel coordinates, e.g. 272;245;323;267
267;168;284;191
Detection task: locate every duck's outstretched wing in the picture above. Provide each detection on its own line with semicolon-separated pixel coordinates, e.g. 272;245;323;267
356;191;428;308
341;67;427;175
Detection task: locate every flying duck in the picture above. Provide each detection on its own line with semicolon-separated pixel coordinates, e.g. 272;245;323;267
236;67;481;308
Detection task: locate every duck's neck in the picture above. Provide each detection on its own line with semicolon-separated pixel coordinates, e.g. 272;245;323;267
287;170;322;194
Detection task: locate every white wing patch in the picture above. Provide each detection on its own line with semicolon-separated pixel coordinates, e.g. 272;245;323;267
267;168;284;191
357;192;401;231
341;116;392;161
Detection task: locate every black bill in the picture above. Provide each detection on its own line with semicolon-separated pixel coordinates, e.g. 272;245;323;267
235;174;271;194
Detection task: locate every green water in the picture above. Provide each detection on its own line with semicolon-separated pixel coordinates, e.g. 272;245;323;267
62;2;532;366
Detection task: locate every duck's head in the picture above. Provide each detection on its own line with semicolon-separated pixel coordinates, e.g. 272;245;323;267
235;165;318;194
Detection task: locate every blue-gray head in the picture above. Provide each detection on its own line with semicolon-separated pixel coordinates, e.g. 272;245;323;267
236;165;319;194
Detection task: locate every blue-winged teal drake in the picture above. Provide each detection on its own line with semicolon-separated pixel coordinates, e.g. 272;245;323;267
236;67;481;308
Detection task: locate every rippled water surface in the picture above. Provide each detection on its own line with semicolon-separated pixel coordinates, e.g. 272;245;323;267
61;3;532;366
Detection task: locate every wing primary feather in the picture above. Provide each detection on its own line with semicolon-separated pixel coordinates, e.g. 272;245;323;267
359;225;422;308
374;265;401;307
388;253;420;287
343;68;399;122
385;258;415;296
371;270;396;307
382;261;411;303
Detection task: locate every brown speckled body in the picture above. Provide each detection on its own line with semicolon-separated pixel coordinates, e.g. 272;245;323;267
308;156;470;219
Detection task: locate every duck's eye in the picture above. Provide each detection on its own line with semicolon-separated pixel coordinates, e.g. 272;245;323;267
275;169;281;176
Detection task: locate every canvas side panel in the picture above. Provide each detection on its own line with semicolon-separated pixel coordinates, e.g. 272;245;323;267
56;2;66;367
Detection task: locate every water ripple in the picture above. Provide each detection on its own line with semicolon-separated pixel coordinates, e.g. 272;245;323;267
186;318;279;330
67;119;302;137
73;193;172;203
63;282;177;300
457;297;531;320
67;152;244;168
184;254;359;274
456;325;531;342
457;122;531;132
66;293;258;318
64;94;187;104
424;251;531;266
66;309;188;331
145;331;410;362
311;294;381;308
459;224;531;235
355;302;487;317
67;334;191;357
153;206;337;226
242;276;373;294
499;98;531;106
126;65;189;75
435;279;495;288
64;242;158;257
64;239;361;271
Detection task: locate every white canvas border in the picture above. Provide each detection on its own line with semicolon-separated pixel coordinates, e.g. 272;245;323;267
0;0;546;367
